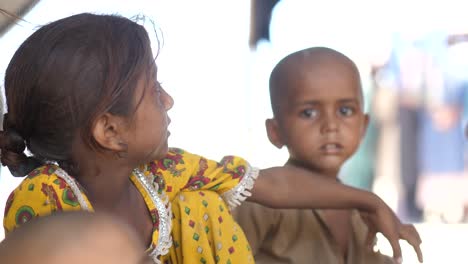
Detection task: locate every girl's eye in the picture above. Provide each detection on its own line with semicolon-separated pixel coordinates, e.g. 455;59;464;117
300;109;318;118
339;106;355;116
156;81;163;91
153;81;163;95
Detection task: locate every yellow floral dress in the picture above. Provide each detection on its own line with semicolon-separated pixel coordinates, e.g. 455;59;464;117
3;148;257;264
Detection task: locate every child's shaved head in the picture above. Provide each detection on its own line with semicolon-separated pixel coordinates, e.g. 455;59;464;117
269;47;363;118
265;47;368;176
0;211;152;264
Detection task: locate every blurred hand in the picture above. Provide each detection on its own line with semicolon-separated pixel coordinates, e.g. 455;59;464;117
360;201;423;263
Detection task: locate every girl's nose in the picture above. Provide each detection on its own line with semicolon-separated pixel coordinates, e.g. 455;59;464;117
162;89;174;111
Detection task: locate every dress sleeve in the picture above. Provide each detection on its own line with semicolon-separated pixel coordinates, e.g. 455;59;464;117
3;165;83;235
144;148;259;210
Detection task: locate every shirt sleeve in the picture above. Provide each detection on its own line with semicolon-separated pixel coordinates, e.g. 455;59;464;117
144;148;259;210
232;201;279;256
3;166;84;235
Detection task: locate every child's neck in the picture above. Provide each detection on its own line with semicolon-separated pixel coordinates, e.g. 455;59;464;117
285;158;340;180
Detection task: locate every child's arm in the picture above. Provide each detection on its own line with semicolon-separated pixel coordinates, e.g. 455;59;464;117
248;164;423;264
151;149;421;263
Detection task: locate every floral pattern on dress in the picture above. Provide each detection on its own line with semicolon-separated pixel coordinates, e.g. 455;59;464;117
183;158;211;190
15;205;36;225
148;162;167;195
41;183;62;211
154;148;185;177
28;164;56;178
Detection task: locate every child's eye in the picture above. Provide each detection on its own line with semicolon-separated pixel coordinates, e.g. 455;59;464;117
300;109;318;118
338;106;355;116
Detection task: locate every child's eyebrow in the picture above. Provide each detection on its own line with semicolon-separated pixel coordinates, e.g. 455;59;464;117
337;98;360;104
296;98;360;106
297;100;321;106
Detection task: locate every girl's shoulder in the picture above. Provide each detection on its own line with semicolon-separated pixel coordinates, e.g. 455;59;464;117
13;164;64;190
3;164;81;233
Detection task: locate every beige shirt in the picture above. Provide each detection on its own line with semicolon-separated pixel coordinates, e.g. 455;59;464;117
233;202;393;264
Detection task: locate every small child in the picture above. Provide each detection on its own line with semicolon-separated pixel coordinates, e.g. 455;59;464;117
0;13;420;264
234;47;423;264
0;211;152;264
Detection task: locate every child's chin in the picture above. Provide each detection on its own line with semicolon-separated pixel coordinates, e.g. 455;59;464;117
317;160;345;175
320;157;344;166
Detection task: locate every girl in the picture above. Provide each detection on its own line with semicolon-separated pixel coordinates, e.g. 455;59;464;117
1;13;420;263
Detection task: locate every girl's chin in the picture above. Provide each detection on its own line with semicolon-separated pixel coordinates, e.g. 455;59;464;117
151;145;169;160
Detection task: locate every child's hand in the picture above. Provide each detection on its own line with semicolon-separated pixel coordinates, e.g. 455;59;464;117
360;203;423;263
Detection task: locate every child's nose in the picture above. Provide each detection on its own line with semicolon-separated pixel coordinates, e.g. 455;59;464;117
321;112;339;133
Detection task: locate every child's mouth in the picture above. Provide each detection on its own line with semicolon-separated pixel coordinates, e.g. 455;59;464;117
320;143;343;154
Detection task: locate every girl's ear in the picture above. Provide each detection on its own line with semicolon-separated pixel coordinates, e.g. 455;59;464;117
92;113;128;152
265;118;285;149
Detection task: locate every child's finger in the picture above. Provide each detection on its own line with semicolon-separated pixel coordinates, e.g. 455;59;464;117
365;229;376;249
363;219;377;250
407;224;422;244
388;235;403;263
400;225;423;263
405;236;423;263
413;243;424;263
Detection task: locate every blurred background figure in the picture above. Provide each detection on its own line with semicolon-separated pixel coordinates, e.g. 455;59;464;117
376;31;428;223
373;28;468;224
415;30;468;223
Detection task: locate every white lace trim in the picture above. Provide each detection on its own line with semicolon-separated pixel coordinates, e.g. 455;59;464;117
221;165;259;210
133;169;172;263
54;167;91;212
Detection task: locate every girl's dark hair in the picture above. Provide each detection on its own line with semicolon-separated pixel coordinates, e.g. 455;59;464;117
0;13;156;177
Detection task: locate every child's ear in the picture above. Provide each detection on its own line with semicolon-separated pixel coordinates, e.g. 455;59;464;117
361;114;370;140
265;118;284;149
92;113;128;152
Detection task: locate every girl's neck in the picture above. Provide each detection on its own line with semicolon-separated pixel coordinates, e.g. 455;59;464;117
73;158;136;211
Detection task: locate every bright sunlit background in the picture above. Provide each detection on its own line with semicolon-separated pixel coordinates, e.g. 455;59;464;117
1;1;468;263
